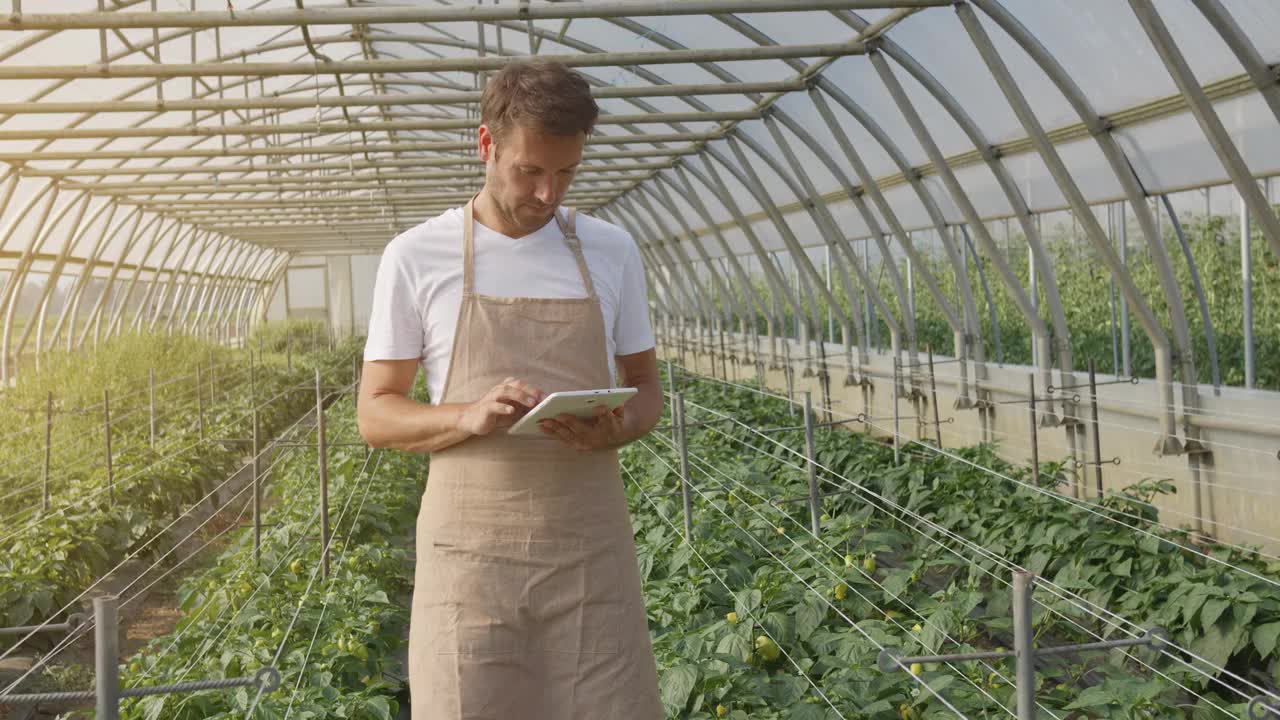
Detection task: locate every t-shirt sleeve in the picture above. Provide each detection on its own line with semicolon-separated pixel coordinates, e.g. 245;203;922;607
363;243;424;361
613;237;655;356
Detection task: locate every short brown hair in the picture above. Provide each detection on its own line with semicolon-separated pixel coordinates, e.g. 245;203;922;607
480;59;599;139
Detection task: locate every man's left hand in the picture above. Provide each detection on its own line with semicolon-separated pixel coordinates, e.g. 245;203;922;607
539;404;629;451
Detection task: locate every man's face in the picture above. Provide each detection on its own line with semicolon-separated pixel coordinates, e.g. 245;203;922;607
478;123;586;235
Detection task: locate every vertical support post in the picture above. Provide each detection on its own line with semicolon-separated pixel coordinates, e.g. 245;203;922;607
94;595;120;720
287;335;292;372
1119;201;1130;377
251;353;261;565
803;391;821;537
928;347;942;448
675;393;693;543
43;391;52;512
148;368;156;449
316;369;330;580
209;349;215;402
196;364;205;441
719;321;728;380
1029;374;1040;488
708;318;719;380
782;338;795;418
1089;359;1103;499
1241;191;1255;389
666;359;677;447
103;389;114;504
1012;572;1037;720
891;357;902;465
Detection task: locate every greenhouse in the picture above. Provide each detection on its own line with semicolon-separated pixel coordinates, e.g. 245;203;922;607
1;1;1279;718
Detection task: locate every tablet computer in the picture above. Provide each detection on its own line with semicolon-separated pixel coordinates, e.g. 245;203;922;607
506;388;638;436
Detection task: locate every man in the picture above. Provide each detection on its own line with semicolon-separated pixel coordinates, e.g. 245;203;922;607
357;59;664;719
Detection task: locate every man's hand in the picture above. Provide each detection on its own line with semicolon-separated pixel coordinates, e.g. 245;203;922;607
456;377;546;437
538;404;628;451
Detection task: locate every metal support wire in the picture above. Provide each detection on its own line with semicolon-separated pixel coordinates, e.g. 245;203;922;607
877;573;1168;720
0;597;280;717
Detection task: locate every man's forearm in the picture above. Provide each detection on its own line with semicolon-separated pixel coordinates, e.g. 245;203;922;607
358;394;472;454
614;377;663;448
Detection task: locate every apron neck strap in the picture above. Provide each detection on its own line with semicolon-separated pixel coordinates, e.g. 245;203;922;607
463;198;597;299
553;206;597;299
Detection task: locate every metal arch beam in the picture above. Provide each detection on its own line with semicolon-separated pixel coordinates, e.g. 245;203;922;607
954;1;1181;456
688;150;817;358
660;168;771;331
865;48;1054;419
21;196;114;362
592;209;673;319
253;254;295;333
634;181;736;327
755;115;865;377
19;191;92;372
37;199;120;355
184;237;249;334
47;205;145;352
597;204;681;319
2;2;947;30
628;188;719;329
67;174;652;196
720;132;862;349
165;232;228;333
0;111;762;141
231;249;284;341
46;165;665;182
104;217;180;339
710;12;980;388
969;1;1206;480
140;225;206;332
21;155;680;176
1128;0;1280;261
607;13;901;375
0;80;808;115
131;223;210;332
212;246;274;341
0;182;63;381
197;237;259;338
125;220;193;333
0;138;712;164
76;211;159;348
612;196;708;325
0;42;867;81
833;9;1074;424
1192;0;1280;127
807;78;975;340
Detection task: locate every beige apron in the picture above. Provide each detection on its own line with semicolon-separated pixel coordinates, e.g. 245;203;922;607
408;200;662;720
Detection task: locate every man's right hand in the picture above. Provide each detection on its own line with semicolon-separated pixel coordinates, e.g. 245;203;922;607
455;377;546;436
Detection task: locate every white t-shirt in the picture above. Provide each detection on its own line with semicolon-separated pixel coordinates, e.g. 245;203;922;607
363;206;654;404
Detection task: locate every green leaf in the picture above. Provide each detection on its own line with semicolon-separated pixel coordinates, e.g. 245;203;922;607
1200;597;1230;631
734;589;762;617
659;664;699;711
363;696;393;720
795;595;824;641
1253;622;1280;659
789;703;827;720
1065;684;1116;710
716;632;752;662
913;674;956;706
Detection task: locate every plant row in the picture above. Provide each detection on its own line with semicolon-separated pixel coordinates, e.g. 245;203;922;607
625;368;1278;719
120;389;427;720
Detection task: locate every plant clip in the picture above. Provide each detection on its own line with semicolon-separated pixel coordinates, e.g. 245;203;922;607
254;666;282;693
876;647;903;673
1248;695;1279;720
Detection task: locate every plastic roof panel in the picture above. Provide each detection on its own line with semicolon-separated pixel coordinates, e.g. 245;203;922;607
0;0;1278;364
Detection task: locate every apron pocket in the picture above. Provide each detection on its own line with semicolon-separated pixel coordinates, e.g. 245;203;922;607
530;544;623;655
426;540;525;655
